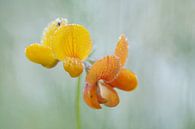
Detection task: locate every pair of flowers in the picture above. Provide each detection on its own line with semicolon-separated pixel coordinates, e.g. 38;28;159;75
25;18;138;109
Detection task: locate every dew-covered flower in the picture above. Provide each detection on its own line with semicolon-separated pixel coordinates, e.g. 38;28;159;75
25;18;137;110
83;35;138;109
25;18;92;77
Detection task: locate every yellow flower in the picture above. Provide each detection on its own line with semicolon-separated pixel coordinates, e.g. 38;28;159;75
25;18;67;68
25;18;92;77
52;24;92;77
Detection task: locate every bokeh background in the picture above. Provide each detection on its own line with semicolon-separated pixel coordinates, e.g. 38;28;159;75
0;0;195;129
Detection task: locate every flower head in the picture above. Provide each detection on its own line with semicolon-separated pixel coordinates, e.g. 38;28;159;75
25;18;92;77
83;35;138;109
52;24;92;77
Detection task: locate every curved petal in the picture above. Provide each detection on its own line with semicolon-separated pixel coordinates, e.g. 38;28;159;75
41;18;68;47
83;83;101;109
52;24;92;61
114;34;128;66
98;81;119;107
109;68;138;91
25;43;58;68
86;56;120;85
63;57;83;77
96;86;107;104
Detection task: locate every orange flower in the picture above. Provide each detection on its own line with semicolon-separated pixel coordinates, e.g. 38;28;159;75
83;35;138;109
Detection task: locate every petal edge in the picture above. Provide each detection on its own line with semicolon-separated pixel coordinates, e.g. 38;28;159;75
25;43;58;68
83;83;102;109
52;24;92;61
109;68;138;91
114;34;128;66
63;57;83;77
86;55;120;85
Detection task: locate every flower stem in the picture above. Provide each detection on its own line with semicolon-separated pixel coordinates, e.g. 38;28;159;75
76;75;82;129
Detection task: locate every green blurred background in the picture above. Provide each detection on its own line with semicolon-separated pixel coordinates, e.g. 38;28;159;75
0;0;195;129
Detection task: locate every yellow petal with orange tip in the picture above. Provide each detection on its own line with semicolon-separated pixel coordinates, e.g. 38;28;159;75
86;56;121;85
83;83;101;109
98;80;119;107
52;24;92;61
41;18;68;47
109;68;138;91
114;34;128;66
25;43;58;68
63;57;83;77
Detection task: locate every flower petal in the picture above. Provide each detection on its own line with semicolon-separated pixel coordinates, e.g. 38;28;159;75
98;81;119;107
114;34;128;66
25;43;58;68
86;56;120;85
83;83;101;109
96;86;107;104
109;68;138;91
41;18;68;47
63;57;83;77
52;24;92;61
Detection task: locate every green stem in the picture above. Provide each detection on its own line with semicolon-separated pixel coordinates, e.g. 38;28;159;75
76;76;81;129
